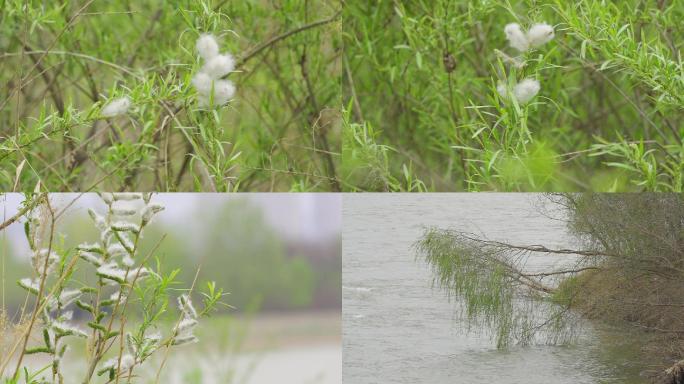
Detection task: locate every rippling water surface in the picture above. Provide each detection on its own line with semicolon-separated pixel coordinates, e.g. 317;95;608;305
343;194;644;384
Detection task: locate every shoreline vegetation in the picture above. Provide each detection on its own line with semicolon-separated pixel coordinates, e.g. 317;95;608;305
415;194;684;383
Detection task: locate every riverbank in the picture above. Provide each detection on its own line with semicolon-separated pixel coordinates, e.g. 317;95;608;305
558;269;684;383
1;310;341;383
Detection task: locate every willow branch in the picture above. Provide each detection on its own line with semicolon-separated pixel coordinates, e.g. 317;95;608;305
235;11;340;69
0;194;45;231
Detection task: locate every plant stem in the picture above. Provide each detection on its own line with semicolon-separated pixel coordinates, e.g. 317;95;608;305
11;198;56;379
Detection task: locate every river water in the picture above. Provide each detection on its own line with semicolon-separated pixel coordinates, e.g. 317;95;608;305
342;194;645;384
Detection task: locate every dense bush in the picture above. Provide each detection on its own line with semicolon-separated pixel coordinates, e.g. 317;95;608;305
0;0;341;192
344;0;684;191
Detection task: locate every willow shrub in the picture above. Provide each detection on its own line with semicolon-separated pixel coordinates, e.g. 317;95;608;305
416;193;684;378
414;227;579;348
0;193;224;383
343;0;684;191
0;0;341;192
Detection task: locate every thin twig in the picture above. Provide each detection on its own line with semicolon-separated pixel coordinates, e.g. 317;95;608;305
0;194;45;231
235;11;340;69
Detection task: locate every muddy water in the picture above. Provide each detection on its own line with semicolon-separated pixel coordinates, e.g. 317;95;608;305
343;194;645;384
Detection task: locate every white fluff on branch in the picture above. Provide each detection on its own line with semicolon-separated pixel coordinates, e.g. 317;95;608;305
196;34;220;60
497;78;540;104
192;34;237;107
101;97;131;117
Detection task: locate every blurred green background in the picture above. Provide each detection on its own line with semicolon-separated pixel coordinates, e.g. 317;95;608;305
0;193;341;316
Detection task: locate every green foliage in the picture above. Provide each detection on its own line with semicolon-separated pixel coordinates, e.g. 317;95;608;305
343;0;684;191
341;105;426;191
2;364;50;384
2;194;225;383
0;0;340;191
414;227;575;348
550;273;582;307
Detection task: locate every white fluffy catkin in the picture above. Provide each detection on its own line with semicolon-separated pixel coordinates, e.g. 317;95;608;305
527;23;555;48
196;34;219;60
191;72;213;95
212;80;236;102
504;22;555;52
504;23;529;52
496;83;509;100
101;97;131;117
513;78;540;104
120;354;135;370
497;78;540;104
202;54;235;79
193;34;237;106
197;80;236;107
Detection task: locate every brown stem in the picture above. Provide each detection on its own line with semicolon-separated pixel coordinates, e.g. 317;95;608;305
235;11;341;69
520;266;601;277
11;198;56;379
300;44;340;191
0;194;45;231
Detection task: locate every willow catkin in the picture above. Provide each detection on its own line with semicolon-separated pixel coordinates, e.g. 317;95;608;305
101;97;131;117
504;22;555;52
196;34;220;60
497;78;540;104
513;78;541;104
527;23;555;48
504;23;529;52
192;34;237;107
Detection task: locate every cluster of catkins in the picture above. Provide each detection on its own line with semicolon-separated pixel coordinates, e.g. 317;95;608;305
172;294;200;345
98;294;200;379
97;34;237;117
19;208;89;365
79;193;163;284
17;193;167;380
496;22;555;104
98;331;161;379
84;193;166;378
192;34;237;107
